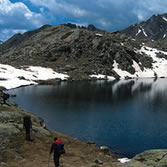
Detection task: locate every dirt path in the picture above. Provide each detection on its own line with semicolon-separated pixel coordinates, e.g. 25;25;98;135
1;131;121;167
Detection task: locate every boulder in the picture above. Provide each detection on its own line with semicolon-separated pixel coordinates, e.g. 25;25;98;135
32;125;51;137
100;146;109;153
123;149;167;167
0;123;20;136
95;159;103;164
0;162;7;166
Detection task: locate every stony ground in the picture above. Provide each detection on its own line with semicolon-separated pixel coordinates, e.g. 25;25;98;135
0;102;121;167
1;132;121;167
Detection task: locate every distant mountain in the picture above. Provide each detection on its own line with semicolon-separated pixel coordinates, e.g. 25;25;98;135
0;40;3;44
0;25;51;52
0;23;167;80
120;13;167;40
0;23;104;53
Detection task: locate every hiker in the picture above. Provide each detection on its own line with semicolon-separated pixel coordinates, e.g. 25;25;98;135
23;116;32;141
50;137;65;167
3;92;10;104
0;91;10;105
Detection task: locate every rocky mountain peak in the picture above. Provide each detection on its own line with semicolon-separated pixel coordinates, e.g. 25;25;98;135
87;24;97;31
120;13;167;40
63;23;103;32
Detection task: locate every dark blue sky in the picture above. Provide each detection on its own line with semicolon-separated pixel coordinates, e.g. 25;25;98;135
0;0;167;40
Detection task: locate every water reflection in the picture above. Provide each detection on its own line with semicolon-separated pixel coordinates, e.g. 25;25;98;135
8;78;167;158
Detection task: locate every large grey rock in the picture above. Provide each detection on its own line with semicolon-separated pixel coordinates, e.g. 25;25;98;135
0;162;7;166
100;146;109;152
123;149;167;167
0;123;20;135
0;111;24;123
32;125;51;137
0;110;44;125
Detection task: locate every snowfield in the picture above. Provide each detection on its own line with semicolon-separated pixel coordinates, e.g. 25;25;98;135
111;45;167;79
90;45;167;80
0;64;69;89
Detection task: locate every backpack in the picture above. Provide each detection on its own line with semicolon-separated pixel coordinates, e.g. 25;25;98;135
57;144;65;154
54;140;65;154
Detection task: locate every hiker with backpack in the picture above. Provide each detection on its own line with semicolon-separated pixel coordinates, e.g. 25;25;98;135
49;137;65;167
23;116;32;141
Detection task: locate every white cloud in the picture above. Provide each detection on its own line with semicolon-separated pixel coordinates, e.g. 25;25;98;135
132;0;167;21
30;0;89;18
133;9;148;21
1;0;167;41
141;0;167;13
0;29;26;41
97;0;133;8
97;0;167;22
0;0;46;40
98;18;112;28
0;0;45;28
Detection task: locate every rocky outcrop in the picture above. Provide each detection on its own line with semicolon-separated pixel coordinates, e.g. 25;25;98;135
123;149;167;167
0;101;51;156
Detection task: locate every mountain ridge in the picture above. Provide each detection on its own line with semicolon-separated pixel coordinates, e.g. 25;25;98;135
0;24;146;80
120;13;167;40
0;16;167;80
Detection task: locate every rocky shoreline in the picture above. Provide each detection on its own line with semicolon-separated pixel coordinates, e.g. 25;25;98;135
0;97;121;167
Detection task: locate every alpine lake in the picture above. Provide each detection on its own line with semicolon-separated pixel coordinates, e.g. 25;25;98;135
8;78;167;158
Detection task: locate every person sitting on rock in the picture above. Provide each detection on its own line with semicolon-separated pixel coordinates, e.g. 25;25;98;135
50;137;65;167
23;116;32;141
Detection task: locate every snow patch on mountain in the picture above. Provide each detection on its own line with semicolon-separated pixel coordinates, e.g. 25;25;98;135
0;64;69;89
112;60;134;78
141;27;148;37
136;27;148;37
90;74;115;80
162;16;167;22
111;46;167;79
136;29;141;36
137;46;167;78
118;158;131;163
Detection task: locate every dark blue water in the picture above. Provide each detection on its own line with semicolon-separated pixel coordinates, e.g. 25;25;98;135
8;79;167;158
